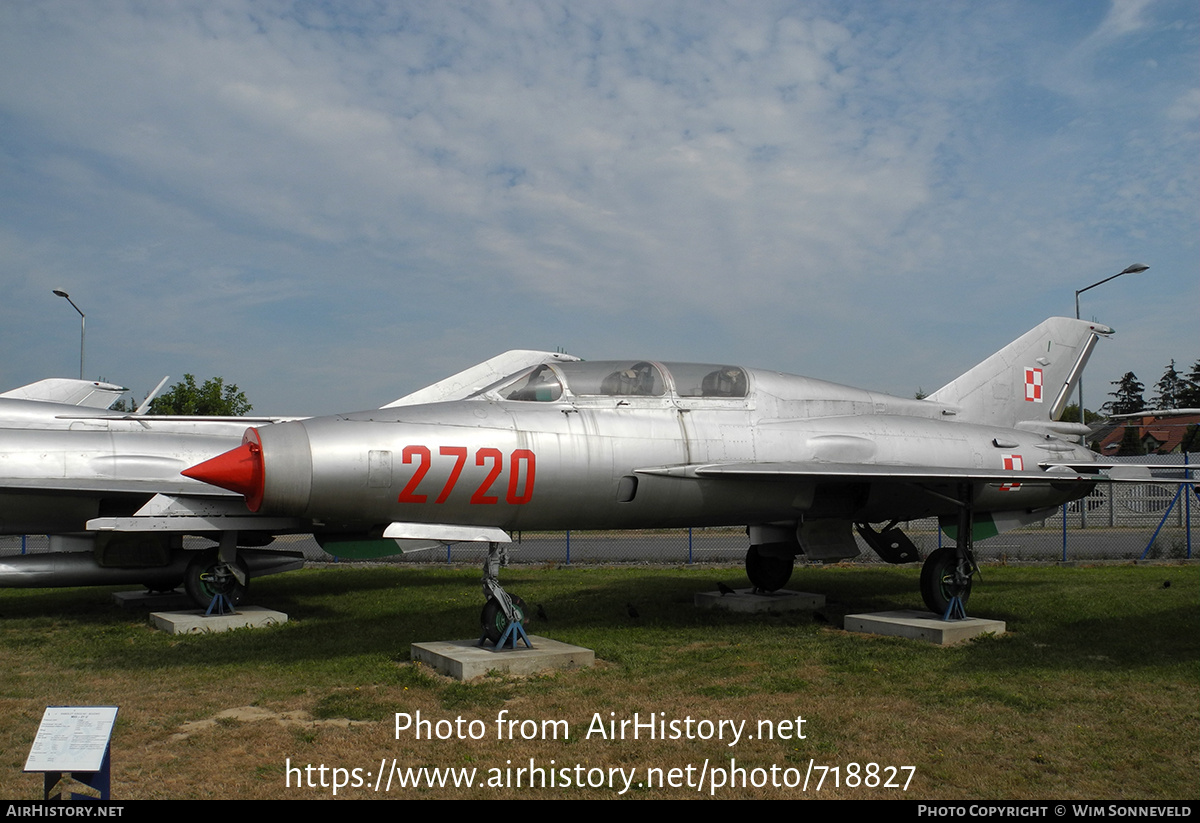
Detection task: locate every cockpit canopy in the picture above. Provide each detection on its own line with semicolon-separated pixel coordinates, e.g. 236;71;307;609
485;361;748;402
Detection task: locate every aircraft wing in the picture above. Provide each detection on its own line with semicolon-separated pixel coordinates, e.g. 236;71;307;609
636;461;1189;485
86;493;308;533
46;413;298;424
0;476;240;495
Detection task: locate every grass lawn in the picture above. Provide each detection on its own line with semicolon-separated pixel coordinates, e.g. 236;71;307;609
0;560;1195;799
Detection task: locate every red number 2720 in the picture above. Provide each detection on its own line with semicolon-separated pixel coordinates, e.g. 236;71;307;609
397;446;535;505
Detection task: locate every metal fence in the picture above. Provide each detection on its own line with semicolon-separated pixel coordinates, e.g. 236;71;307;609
2;455;1194;566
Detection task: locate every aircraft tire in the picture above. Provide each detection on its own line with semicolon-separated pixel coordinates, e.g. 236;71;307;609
745;544;794;592
480;595;527;645
184;550;246;608
920;547;971;614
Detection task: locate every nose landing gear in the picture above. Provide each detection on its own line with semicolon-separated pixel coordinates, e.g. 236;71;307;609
480;542;531;649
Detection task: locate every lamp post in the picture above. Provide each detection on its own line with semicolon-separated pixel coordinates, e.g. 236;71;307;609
1070;263;1148;530
52;288;86;380
1073;264;1148;437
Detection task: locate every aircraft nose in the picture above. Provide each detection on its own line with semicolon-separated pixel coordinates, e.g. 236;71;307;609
182;429;265;512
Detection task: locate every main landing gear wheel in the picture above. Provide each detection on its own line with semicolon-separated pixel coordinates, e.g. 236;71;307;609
184;550;246;608
920;547;971;615
480;595;528;645
745;544;794;592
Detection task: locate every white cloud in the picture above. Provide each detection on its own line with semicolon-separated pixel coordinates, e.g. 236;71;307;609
0;1;1193;411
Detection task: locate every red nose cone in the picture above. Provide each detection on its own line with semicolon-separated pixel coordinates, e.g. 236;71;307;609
182;429;265;512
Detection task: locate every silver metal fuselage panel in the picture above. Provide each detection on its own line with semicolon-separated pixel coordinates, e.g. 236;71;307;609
0;423;244;533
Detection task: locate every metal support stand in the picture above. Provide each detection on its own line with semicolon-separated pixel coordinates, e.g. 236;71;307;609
205;592;236;616
490;618;533;650
199;530;244;616
943;595;968;621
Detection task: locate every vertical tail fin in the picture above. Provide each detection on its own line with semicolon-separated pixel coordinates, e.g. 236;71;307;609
927;317;1112;428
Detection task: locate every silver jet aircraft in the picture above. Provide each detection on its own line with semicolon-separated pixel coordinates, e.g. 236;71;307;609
0;352;577;606
180;317;1132;636
0;376;305;603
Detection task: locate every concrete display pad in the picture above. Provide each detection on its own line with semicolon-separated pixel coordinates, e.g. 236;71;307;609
845;610;1005;645
149;606;288;635
412;636;595;680
694;588;825;613
112;589;193;610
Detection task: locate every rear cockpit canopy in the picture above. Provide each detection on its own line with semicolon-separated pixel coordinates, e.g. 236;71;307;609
480;361;748;402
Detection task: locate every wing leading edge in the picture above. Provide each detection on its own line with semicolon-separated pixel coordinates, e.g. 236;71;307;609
635;461;1183;485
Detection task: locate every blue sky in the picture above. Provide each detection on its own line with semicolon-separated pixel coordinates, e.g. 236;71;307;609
1;1;1195;415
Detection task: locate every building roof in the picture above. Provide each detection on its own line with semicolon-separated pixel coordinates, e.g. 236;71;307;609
1094;413;1200;455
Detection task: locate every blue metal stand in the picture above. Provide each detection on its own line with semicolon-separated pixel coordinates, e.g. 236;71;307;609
205;592;236;616
480;619;532;650
942;595;968;621
495;620;533;650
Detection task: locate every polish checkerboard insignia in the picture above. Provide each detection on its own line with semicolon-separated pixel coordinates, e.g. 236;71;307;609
1000;454;1023;491
1024;367;1043;402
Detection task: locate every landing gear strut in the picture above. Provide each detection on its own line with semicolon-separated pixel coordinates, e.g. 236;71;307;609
184;532;247;614
184;552;246;612
182;532;246;614
480;541;531;648
920;481;979;618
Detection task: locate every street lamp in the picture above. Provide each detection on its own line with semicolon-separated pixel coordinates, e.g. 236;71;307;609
1073;263;1149;439
52;288;86;380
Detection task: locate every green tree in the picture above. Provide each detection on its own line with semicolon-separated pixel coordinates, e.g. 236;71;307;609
1103;372;1145;416
1178;360;1200;409
149;375;252;416
1152;359;1184;410
1115;425;1146;456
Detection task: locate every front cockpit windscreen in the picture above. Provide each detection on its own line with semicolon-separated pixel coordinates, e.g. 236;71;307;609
497;364;563;401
